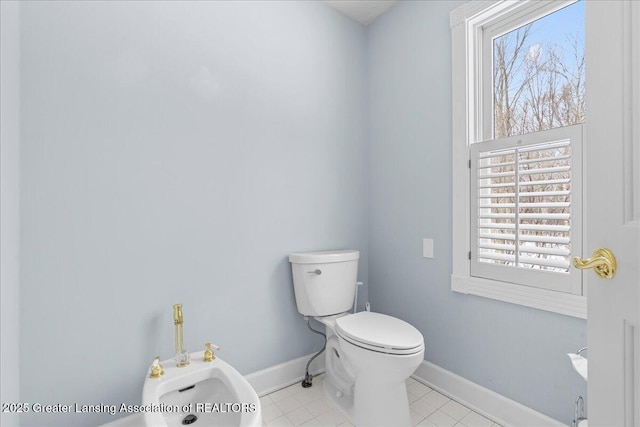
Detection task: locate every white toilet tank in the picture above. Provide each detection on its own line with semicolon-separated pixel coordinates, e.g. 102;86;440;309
289;250;359;316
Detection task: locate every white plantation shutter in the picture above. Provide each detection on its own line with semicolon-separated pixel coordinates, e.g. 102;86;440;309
470;125;583;294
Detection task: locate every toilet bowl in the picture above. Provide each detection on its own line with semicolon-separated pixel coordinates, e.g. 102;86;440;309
317;312;424;426
289;250;425;426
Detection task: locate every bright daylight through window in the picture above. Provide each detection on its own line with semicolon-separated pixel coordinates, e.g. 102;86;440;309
472;1;585;293
492;2;585;139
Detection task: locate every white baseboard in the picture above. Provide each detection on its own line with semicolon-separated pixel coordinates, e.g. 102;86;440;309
245;353;326;397
412;360;567;427
243;355;566;426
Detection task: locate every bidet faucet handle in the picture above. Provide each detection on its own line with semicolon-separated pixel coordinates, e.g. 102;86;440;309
307;269;322;275
203;343;220;362
150;356;164;378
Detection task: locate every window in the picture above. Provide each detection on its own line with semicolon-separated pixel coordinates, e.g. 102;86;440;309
450;1;587;318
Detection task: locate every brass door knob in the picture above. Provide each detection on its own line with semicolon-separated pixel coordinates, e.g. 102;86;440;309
572;248;617;279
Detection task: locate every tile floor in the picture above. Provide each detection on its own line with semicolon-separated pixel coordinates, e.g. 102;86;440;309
260;374;502;427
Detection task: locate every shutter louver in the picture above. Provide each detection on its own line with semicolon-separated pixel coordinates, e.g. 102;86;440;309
477;139;571;272
470;124;582;294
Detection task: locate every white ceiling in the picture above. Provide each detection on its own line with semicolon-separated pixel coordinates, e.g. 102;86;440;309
322;0;398;25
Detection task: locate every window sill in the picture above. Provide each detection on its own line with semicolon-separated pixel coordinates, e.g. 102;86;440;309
451;275;587;319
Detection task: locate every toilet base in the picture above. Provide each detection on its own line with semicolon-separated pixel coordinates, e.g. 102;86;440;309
352;376;411;427
324;372;412;427
323;377;355;423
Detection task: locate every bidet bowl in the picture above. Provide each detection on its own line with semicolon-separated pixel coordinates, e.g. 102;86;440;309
142;352;261;427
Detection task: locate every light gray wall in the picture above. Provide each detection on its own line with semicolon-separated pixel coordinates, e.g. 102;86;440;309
19;2;367;425
367;1;587;425
14;1;590;425
1;2;21;426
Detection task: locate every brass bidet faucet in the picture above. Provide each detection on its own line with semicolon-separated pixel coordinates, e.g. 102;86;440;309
173;304;190;367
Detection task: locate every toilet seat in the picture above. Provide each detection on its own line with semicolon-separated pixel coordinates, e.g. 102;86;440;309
335;312;424;355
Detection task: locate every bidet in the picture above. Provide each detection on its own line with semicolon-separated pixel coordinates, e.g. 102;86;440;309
140;304;261;426
142;351;261;427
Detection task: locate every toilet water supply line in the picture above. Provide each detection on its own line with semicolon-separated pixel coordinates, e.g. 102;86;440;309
301;318;326;388
301;282;365;388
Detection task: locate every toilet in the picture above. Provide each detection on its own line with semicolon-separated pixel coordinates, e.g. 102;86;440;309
289;250;424;427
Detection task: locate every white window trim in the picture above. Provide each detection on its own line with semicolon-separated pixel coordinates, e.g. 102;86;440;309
450;0;587;319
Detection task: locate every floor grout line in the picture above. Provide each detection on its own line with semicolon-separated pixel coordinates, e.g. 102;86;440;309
262;375;501;427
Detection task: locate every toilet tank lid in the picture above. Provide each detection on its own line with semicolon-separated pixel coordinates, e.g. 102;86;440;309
289;250;359;264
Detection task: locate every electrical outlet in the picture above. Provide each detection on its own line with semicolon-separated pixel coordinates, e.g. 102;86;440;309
423;238;434;258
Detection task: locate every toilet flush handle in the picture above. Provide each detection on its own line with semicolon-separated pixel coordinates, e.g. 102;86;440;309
307;269;322;275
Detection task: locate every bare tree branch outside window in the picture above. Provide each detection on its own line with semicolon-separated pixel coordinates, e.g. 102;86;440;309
478;2;584;273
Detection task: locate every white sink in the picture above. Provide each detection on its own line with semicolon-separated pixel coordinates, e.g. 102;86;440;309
567;352;588;381
142;352;262;427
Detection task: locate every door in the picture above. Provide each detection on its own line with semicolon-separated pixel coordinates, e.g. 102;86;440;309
584;1;640;425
